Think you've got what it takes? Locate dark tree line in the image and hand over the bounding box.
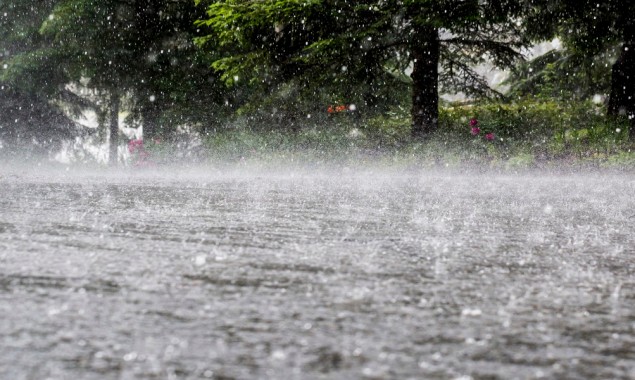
[195,0,526,137]
[2,0,229,163]
[1,0,634,163]
[522,0,635,137]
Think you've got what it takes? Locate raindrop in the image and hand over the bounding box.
[149,95,156,102]
[271,350,286,360]
[194,255,206,266]
[461,308,482,317]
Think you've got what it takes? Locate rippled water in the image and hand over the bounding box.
[1,167,635,379]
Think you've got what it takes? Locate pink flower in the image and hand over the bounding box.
[128,139,144,153]
[485,133,495,141]
[471,127,481,135]
[470,118,478,127]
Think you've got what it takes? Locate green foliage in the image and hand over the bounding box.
[441,99,630,158]
[201,99,633,169]
[603,151,635,169]
[195,0,527,134]
[524,0,632,55]
[0,0,69,93]
[3,0,635,164]
[505,48,617,100]
[205,124,369,165]
[33,0,229,138]
[362,110,412,147]
[0,0,82,156]
[522,0,635,139]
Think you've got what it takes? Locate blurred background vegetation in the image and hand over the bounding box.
[1,0,634,168]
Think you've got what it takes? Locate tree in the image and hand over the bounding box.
[41,0,158,165]
[0,0,81,157]
[523,0,635,139]
[195,0,526,138]
[505,47,616,101]
[39,0,227,165]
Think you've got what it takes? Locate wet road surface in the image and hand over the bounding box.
[1,168,635,379]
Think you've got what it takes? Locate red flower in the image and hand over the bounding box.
[470,118,478,127]
[471,127,481,136]
[328,104,351,114]
[485,133,495,141]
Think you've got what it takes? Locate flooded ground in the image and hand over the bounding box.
[1,166,635,379]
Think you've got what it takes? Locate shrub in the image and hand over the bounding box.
[200,99,633,169]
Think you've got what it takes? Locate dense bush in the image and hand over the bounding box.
[440,99,631,161]
[199,99,634,169]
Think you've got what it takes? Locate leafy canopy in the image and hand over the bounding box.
[194,0,527,119]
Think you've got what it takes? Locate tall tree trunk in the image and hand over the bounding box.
[608,27,635,140]
[410,25,440,138]
[108,91,119,166]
